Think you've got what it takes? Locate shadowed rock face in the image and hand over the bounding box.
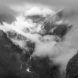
[52,24,72,38]
[0,30,62,78]
[28,57,61,78]
[0,30,33,78]
[0,30,25,77]
[26,15,45,23]
[66,52,78,78]
[41,20,72,41]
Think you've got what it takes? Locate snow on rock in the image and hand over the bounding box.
[0,4,77,77]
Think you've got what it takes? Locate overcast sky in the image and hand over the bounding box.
[0,0,78,8]
[0,0,78,24]
[0,0,78,16]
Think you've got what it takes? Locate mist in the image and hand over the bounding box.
[0,1,78,78]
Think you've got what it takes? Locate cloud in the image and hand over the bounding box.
[0,2,78,77]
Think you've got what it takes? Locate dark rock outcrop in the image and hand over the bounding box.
[66,52,78,78]
[0,30,62,78]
